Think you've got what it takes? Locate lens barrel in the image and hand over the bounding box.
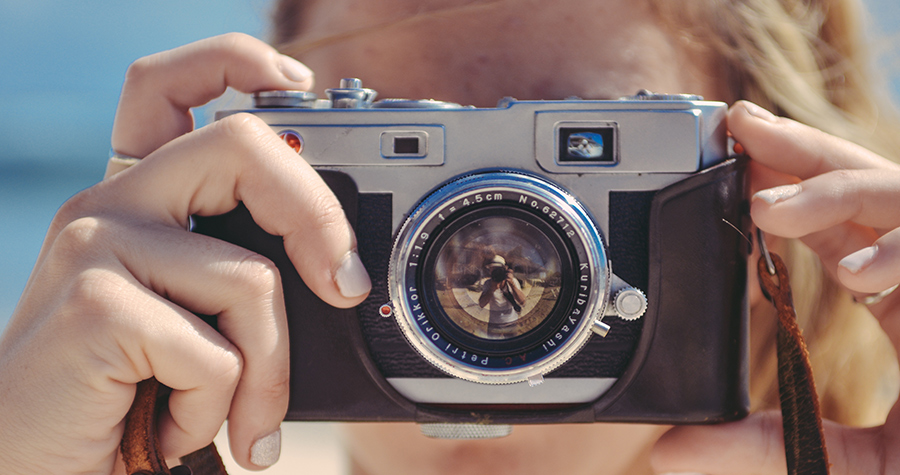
[390,172,610,384]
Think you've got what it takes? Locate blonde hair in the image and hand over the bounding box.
[270,0,900,427]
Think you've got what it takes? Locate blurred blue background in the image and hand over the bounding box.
[1,0,899,330]
[0,1,269,328]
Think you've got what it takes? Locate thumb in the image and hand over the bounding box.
[650,411,885,475]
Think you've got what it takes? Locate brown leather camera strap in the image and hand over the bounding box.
[106,159,228,475]
[122,378,228,475]
[757,251,831,475]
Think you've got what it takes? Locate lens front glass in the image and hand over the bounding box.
[431,215,563,341]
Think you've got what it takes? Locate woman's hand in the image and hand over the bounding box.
[0,33,370,474]
[651,101,900,474]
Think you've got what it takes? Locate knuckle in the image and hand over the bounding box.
[828,168,857,183]
[122,54,160,88]
[201,33,279,80]
[254,367,291,403]
[51,187,99,229]
[212,113,273,155]
[49,215,107,262]
[228,252,283,301]
[61,268,132,331]
[215,32,279,68]
[217,32,261,51]
[210,113,294,174]
[309,184,347,230]
[314,199,346,231]
[827,169,863,209]
[211,346,244,387]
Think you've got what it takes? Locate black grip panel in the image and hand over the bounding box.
[192,171,416,421]
[593,156,750,423]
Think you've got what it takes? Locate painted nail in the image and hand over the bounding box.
[250,427,282,467]
[278,55,313,83]
[840,245,878,274]
[753,184,801,204]
[334,251,372,298]
[742,101,778,122]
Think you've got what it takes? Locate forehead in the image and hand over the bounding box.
[289,0,721,105]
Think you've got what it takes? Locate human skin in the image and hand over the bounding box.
[1,0,900,474]
[0,35,370,473]
[293,0,727,106]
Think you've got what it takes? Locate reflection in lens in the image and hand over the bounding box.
[432,216,562,340]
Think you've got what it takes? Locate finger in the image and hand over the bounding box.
[31,227,245,460]
[112,33,314,158]
[93,113,371,307]
[727,101,898,179]
[37,212,289,466]
[108,220,291,468]
[837,227,900,295]
[650,411,887,475]
[54,101,369,468]
[796,221,879,283]
[752,169,900,236]
[747,160,800,197]
[102,115,370,463]
[138,294,244,461]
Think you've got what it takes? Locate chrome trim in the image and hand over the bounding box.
[388,377,618,403]
[419,423,513,439]
[252,90,318,108]
[389,172,610,384]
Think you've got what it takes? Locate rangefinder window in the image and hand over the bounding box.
[558,125,617,164]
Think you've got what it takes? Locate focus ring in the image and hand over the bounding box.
[389,171,610,384]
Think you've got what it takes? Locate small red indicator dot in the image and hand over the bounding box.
[279,131,303,154]
[379,304,393,318]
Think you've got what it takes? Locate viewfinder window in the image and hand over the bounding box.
[381,130,429,158]
[394,136,420,154]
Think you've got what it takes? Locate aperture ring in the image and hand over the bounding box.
[389,172,610,384]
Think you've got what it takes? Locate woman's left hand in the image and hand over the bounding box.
[651,101,900,474]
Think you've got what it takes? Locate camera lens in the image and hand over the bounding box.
[425,213,567,344]
[390,172,608,384]
[490,266,508,283]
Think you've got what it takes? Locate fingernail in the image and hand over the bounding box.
[742,101,778,122]
[334,251,372,298]
[278,55,313,83]
[840,245,878,274]
[250,427,281,467]
[753,184,801,204]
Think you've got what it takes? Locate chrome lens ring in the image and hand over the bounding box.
[389,172,610,384]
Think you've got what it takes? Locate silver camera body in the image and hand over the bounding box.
[204,79,749,425]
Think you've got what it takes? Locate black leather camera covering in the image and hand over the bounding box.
[192,157,749,425]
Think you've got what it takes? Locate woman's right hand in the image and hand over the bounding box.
[0,33,371,474]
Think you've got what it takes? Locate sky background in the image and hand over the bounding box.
[0,0,899,327]
[0,0,270,168]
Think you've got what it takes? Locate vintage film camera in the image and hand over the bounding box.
[194,79,750,431]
